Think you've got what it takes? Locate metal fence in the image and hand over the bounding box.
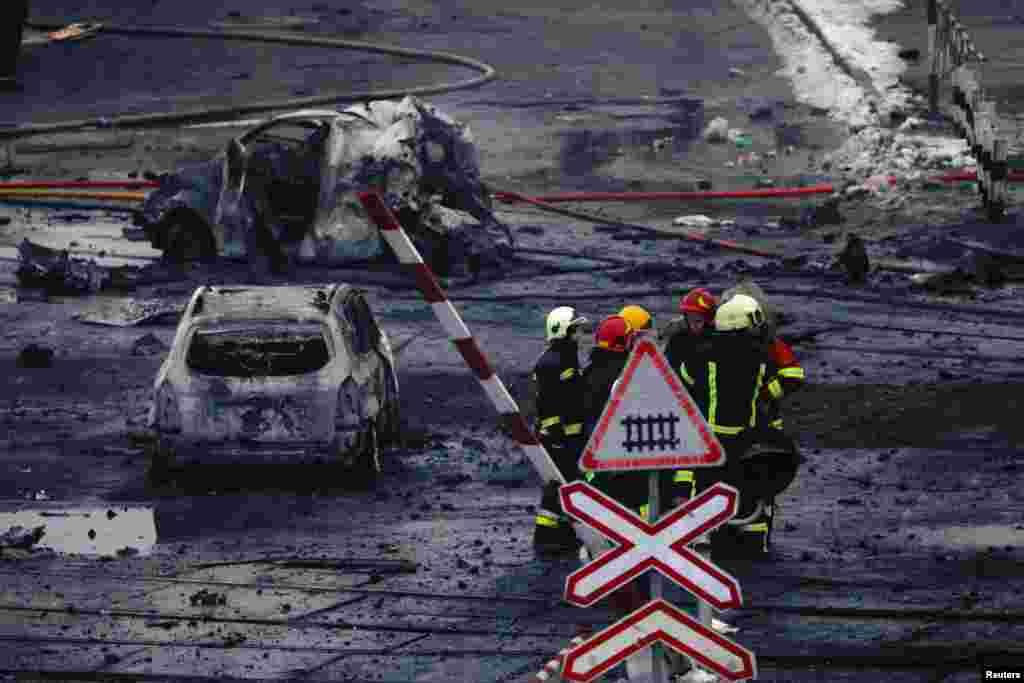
[928,0,1009,221]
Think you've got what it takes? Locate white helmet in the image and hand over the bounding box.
[546,306,587,342]
[714,294,765,332]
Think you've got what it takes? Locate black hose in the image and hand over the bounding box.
[512,246,633,265]
[809,317,1024,343]
[3,22,497,140]
[810,343,1022,364]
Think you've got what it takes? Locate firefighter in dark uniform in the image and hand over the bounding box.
[678,294,800,557]
[663,287,719,510]
[532,306,589,555]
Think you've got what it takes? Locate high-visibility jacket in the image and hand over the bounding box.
[759,337,805,430]
[532,339,586,445]
[663,325,715,502]
[679,333,777,438]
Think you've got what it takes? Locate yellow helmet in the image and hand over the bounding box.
[618,305,652,332]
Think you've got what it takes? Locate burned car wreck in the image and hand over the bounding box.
[146,284,400,482]
[140,96,513,275]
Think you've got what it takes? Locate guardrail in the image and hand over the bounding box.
[927,0,1010,221]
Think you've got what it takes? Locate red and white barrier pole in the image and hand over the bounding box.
[357,190,607,557]
[527,633,590,683]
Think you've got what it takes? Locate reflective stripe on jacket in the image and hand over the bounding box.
[533,339,585,442]
[680,333,777,436]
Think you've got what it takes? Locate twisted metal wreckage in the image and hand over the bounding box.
[16,96,515,293]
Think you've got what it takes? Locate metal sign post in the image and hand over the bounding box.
[647,470,665,683]
[562,339,756,682]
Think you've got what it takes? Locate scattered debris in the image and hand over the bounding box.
[74,298,184,327]
[728,67,745,78]
[750,104,774,121]
[702,117,730,143]
[131,333,169,357]
[121,227,148,241]
[672,215,735,228]
[910,269,975,294]
[0,525,45,550]
[16,239,181,294]
[17,343,54,368]
[802,196,844,227]
[838,234,870,284]
[188,589,227,607]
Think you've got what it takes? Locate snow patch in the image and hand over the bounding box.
[736,0,977,183]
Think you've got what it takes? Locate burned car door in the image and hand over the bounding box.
[241,119,329,240]
[213,118,331,261]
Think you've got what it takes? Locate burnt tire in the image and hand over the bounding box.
[146,437,177,486]
[347,421,381,485]
[377,360,402,447]
[161,211,216,263]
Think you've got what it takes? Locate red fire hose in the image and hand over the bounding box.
[934,171,1024,183]
[0,180,160,190]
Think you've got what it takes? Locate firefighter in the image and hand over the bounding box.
[618,304,653,337]
[719,281,806,433]
[662,288,719,508]
[758,332,805,432]
[532,306,589,556]
[583,314,697,679]
[679,294,800,557]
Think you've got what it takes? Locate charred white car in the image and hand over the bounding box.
[146,284,400,481]
[140,96,511,274]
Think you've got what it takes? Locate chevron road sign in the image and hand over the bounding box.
[559,481,757,681]
[560,599,757,682]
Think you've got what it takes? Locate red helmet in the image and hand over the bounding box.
[679,288,719,320]
[595,315,636,353]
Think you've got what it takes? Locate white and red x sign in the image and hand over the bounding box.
[561,599,757,682]
[559,481,743,609]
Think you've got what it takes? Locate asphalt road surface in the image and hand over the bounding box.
[2,1,1024,682]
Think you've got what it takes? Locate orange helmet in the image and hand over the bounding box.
[618,305,652,332]
[679,288,719,320]
[595,315,636,353]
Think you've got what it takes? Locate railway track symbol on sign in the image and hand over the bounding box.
[579,339,723,472]
[559,481,744,609]
[560,599,757,682]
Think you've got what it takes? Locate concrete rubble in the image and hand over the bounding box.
[15,238,181,294]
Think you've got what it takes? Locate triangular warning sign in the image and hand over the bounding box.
[580,339,724,472]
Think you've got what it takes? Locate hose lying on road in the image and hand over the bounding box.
[0,189,147,202]
[358,191,608,559]
[4,22,497,140]
[0,180,159,190]
[0,198,139,212]
[493,188,782,258]
[937,171,1024,183]
[493,185,836,204]
[394,284,1024,323]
